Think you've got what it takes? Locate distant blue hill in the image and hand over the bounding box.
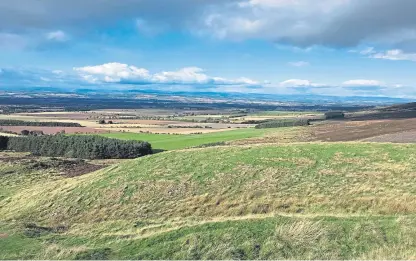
[0,86,412,105]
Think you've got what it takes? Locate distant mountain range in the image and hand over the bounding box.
[0,86,412,106]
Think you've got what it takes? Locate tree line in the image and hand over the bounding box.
[0,135,152,159]
[0,119,83,127]
[255,119,310,129]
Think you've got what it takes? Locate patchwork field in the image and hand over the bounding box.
[1,143,416,259]
[0,110,260,135]
[2,103,416,260]
[99,127,302,150]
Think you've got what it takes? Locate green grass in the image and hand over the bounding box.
[99,128,286,150]
[1,143,416,259]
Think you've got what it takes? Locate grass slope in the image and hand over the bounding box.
[99,128,296,150]
[1,143,416,259]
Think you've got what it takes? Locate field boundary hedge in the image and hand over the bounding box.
[255,119,310,129]
[0,119,83,127]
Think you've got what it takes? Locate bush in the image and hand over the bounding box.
[6,135,152,159]
[0,136,8,150]
[193,142,226,148]
[324,111,345,119]
[0,119,82,127]
[255,119,310,129]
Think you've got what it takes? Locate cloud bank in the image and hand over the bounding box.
[73,63,260,86]
[2,0,416,50]
[1,65,415,99]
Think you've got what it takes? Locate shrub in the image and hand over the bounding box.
[6,135,152,159]
[255,119,310,129]
[193,142,226,148]
[324,111,345,119]
[21,130,30,136]
[0,136,8,150]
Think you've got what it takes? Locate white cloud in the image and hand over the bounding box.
[46,30,68,42]
[288,61,309,67]
[74,63,151,83]
[279,79,325,87]
[280,79,311,87]
[74,63,259,86]
[342,79,384,86]
[371,49,416,62]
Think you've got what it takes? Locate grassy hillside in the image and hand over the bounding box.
[99,127,299,150]
[1,143,416,259]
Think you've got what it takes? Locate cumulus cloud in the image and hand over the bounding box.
[273,78,416,98]
[2,66,415,98]
[279,79,325,88]
[73,63,260,86]
[371,49,416,62]
[343,79,384,87]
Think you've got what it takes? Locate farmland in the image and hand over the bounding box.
[99,127,303,150]
[1,98,416,259]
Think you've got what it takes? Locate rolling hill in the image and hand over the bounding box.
[1,143,416,259]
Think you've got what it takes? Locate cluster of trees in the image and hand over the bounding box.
[0,119,83,127]
[21,130,44,136]
[98,119,114,125]
[241,119,270,124]
[255,119,310,129]
[167,125,212,129]
[324,112,345,119]
[0,136,8,150]
[1,135,152,159]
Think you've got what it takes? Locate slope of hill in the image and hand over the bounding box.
[1,143,416,259]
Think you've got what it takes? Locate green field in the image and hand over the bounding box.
[99,128,292,150]
[1,143,416,259]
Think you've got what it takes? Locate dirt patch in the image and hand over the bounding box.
[363,131,416,143]
[310,118,416,142]
[58,161,104,178]
[0,155,106,178]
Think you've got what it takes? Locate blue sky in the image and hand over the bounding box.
[1,0,416,98]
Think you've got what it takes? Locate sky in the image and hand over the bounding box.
[1,0,416,98]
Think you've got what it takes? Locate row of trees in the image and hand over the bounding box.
[255,119,310,129]
[0,119,83,127]
[324,112,345,119]
[1,135,152,159]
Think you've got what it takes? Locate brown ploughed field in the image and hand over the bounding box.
[310,118,416,142]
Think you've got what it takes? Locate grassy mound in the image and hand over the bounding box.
[1,143,416,259]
